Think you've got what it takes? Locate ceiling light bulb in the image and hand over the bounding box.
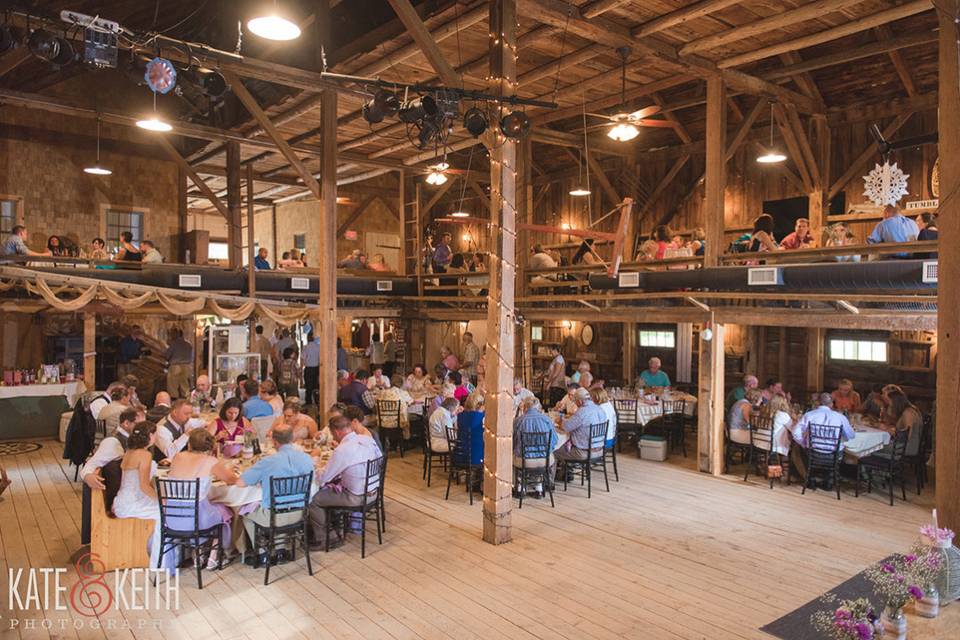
[426,170,448,186]
[608,122,639,142]
[84,165,112,176]
[247,15,301,41]
[569,187,591,197]
[757,150,787,164]
[450,211,470,218]
[433,161,450,171]
[136,117,172,132]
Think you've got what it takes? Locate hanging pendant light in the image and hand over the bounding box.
[84,116,112,176]
[757,102,786,164]
[570,106,591,197]
[425,160,449,186]
[248,1,301,41]
[608,48,640,142]
[136,91,172,132]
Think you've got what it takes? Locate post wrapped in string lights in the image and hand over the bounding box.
[481,0,519,545]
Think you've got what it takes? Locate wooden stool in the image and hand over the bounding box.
[90,489,154,571]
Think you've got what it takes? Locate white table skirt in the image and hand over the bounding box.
[0,380,87,406]
[844,427,891,459]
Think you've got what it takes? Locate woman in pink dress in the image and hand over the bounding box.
[205,398,251,458]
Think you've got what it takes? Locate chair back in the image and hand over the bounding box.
[268,473,312,527]
[919,413,934,461]
[156,477,201,534]
[588,422,608,460]
[888,427,910,463]
[662,399,687,426]
[637,402,661,425]
[807,423,841,464]
[361,456,386,506]
[377,399,402,429]
[444,424,460,457]
[520,431,551,468]
[94,419,107,446]
[613,398,638,425]
[749,414,775,453]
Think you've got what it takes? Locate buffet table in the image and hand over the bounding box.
[0,380,87,439]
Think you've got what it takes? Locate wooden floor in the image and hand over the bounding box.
[0,440,954,640]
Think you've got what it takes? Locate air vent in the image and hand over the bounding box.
[290,277,310,291]
[178,274,202,288]
[618,272,640,288]
[747,267,783,286]
[376,280,394,292]
[922,261,938,284]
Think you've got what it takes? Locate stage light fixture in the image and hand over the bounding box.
[28,29,75,66]
[426,162,448,186]
[499,110,530,139]
[398,95,439,124]
[0,26,19,54]
[463,107,488,137]
[248,1,301,41]
[197,69,228,99]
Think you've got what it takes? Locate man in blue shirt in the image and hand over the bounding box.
[556,388,607,462]
[117,325,145,378]
[238,423,315,561]
[241,379,274,419]
[432,233,452,272]
[254,248,271,270]
[640,357,671,388]
[513,397,558,486]
[867,205,919,258]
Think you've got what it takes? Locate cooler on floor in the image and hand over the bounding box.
[638,435,668,461]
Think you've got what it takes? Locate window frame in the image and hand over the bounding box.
[100,204,148,255]
[0,195,24,236]
[638,329,676,349]
[827,336,889,364]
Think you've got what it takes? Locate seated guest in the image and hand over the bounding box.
[823,223,861,262]
[375,385,413,440]
[512,377,535,412]
[512,396,558,481]
[88,237,108,261]
[571,360,593,389]
[749,214,781,252]
[368,253,390,271]
[2,225,50,257]
[429,397,460,453]
[337,250,366,269]
[268,398,318,443]
[166,428,236,568]
[557,388,607,463]
[652,225,677,260]
[640,357,671,389]
[861,384,886,418]
[119,374,144,409]
[81,407,141,490]
[254,248,271,270]
[260,379,284,415]
[761,378,786,403]
[403,364,435,396]
[455,393,485,466]
[156,400,194,460]
[307,416,382,548]
[726,374,759,413]
[146,391,172,424]
[447,371,470,403]
[727,389,763,448]
[206,398,251,454]
[338,370,376,416]
[590,387,617,449]
[140,240,163,264]
[115,231,142,261]
[554,383,581,416]
[790,393,855,479]
[636,239,659,262]
[831,379,862,414]
[867,205,919,257]
[47,235,67,256]
[112,421,168,569]
[342,405,377,441]
[97,386,132,434]
[336,369,351,391]
[571,239,601,266]
[885,389,923,456]
[237,423,315,562]
[240,379,273,419]
[367,367,392,390]
[880,383,905,424]
[916,212,938,258]
[688,227,706,256]
[780,218,816,250]
[190,374,213,407]
[89,382,124,420]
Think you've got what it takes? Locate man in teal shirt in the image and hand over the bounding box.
[725,374,759,412]
[640,357,671,388]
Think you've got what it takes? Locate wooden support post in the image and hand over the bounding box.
[808,116,830,232]
[806,328,824,396]
[246,164,256,297]
[318,87,339,410]
[703,77,726,268]
[398,170,407,275]
[623,322,636,384]
[697,320,724,475]
[777,326,788,384]
[482,0,517,545]
[756,326,767,381]
[83,313,96,391]
[415,182,424,298]
[226,142,243,269]
[744,326,758,378]
[519,136,533,296]
[936,1,960,533]
[177,167,188,262]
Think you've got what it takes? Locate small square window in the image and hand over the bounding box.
[294,234,306,250]
[828,338,887,363]
[531,326,543,341]
[639,330,675,348]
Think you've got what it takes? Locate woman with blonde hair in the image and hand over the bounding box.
[762,393,794,456]
[368,253,390,272]
[590,387,617,449]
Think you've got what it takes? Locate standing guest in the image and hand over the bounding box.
[461,331,481,385]
[725,374,759,412]
[367,367,392,390]
[749,214,781,252]
[117,325,145,378]
[366,334,386,374]
[166,428,236,568]
[267,398,319,443]
[867,205,919,257]
[273,329,297,373]
[146,391,172,424]
[640,357,671,389]
[278,347,301,400]
[336,337,348,372]
[727,389,763,449]
[251,325,273,381]
[382,332,398,380]
[254,248,271,270]
[88,237,108,261]
[831,379,862,414]
[307,416,382,548]
[164,328,194,399]
[545,345,567,406]
[556,388,607,464]
[240,379,273,419]
[140,240,163,263]
[207,397,251,449]
[513,396,558,483]
[97,387,132,435]
[157,400,194,460]
[779,218,816,250]
[455,393,486,467]
[115,231,142,261]
[571,360,593,389]
[439,345,460,376]
[790,393,855,480]
[47,235,67,256]
[260,380,284,415]
[112,421,167,569]
[432,232,453,272]
[429,397,460,453]
[512,377,535,412]
[338,370,376,416]
[301,332,320,404]
[3,225,50,257]
[236,423,315,563]
[591,387,618,449]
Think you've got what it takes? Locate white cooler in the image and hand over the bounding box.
[638,435,668,461]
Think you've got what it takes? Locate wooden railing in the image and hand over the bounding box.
[718,240,938,264]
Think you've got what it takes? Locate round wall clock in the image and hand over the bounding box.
[580,323,595,347]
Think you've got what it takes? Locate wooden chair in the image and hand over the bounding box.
[421,420,448,487]
[90,489,154,571]
[252,473,313,585]
[513,431,555,508]
[801,423,843,500]
[904,413,933,494]
[660,399,688,457]
[856,428,909,506]
[724,418,751,474]
[155,477,224,589]
[559,422,610,499]
[376,399,405,457]
[323,456,386,558]
[612,398,641,452]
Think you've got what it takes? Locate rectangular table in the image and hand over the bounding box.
[0,380,87,439]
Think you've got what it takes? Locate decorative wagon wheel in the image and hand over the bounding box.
[931,156,940,199]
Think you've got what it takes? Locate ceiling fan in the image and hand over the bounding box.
[584,47,669,141]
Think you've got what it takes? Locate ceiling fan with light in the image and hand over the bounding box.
[584,47,668,142]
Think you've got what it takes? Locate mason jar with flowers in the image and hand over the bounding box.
[864,554,927,640]
[810,597,883,640]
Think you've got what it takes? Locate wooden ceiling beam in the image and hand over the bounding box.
[0,48,31,78]
[632,0,742,38]
[828,112,914,199]
[585,151,623,208]
[725,98,766,162]
[385,0,461,87]
[874,24,917,97]
[719,0,933,69]
[772,104,814,192]
[644,154,691,227]
[158,138,230,220]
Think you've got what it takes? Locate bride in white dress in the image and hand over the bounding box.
[112,421,166,569]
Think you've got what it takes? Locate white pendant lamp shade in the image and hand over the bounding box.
[248,2,301,41]
[136,117,173,132]
[608,122,639,142]
[756,102,786,164]
[84,117,112,175]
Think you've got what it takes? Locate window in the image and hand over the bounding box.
[531,326,543,341]
[0,199,18,236]
[105,209,144,253]
[294,234,306,250]
[208,242,229,261]
[639,330,675,348]
[829,338,887,363]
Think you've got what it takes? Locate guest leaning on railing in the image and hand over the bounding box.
[867,205,919,258]
[2,225,51,257]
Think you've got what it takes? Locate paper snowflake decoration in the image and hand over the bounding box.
[862,161,909,206]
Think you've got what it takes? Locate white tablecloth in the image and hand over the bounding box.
[844,426,891,459]
[0,380,87,406]
[610,392,697,425]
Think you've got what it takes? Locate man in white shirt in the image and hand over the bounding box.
[96,386,131,435]
[79,407,140,545]
[790,392,855,481]
[156,400,194,460]
[307,416,382,548]
[366,367,392,390]
[89,382,125,420]
[512,378,535,412]
[428,398,459,453]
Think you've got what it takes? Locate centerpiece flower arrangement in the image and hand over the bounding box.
[864,553,929,639]
[810,596,882,640]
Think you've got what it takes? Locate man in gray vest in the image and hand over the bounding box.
[156,399,193,460]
